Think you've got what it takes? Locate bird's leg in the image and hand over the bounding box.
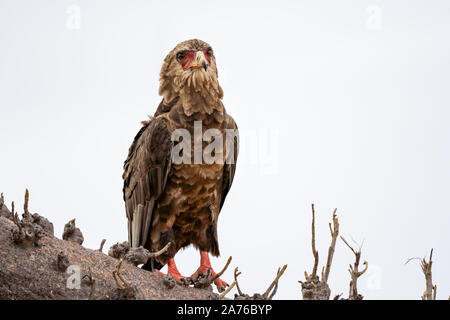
[191,251,229,292]
[167,258,189,284]
[156,258,188,285]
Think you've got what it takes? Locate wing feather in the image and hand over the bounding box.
[220,115,239,210]
[122,117,172,248]
[207,115,239,256]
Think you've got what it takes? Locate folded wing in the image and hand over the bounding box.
[122,118,173,248]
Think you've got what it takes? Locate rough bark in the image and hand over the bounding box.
[0,216,220,300]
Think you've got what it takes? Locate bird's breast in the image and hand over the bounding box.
[155,163,223,225]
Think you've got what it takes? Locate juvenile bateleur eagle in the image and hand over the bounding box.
[122,39,238,292]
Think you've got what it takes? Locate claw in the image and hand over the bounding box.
[185,277,194,285]
[190,252,232,293]
[213,277,229,293]
[169,272,188,285]
[155,258,189,286]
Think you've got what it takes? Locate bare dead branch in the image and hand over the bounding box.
[341,236,367,299]
[113,259,129,290]
[407,248,436,300]
[82,268,95,300]
[310,204,319,278]
[210,256,232,282]
[421,249,434,300]
[405,257,422,265]
[97,239,106,252]
[11,201,18,226]
[234,267,243,296]
[147,242,171,258]
[262,264,287,300]
[322,208,339,283]
[340,236,357,255]
[269,267,281,300]
[301,206,338,300]
[24,189,30,218]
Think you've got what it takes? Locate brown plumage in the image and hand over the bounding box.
[122,39,238,272]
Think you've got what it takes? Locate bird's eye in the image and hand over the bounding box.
[206,48,213,56]
[176,52,185,61]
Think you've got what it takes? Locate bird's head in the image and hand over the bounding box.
[159,39,223,106]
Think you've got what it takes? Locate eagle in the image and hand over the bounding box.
[122,39,238,292]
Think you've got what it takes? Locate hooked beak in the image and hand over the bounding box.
[190,51,208,71]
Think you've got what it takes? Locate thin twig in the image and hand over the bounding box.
[113,259,128,289]
[234,267,243,296]
[210,256,232,282]
[97,239,106,252]
[310,204,319,278]
[269,267,281,300]
[262,264,287,300]
[147,242,172,258]
[24,188,30,217]
[11,201,16,220]
[340,236,357,255]
[82,268,95,300]
[322,208,339,283]
[405,257,422,265]
[11,201,20,228]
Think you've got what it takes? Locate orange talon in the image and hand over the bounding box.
[191,251,229,292]
[155,258,188,285]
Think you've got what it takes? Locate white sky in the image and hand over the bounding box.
[1,0,449,299]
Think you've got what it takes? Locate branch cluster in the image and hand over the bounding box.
[233,264,287,300]
[406,249,437,300]
[340,236,368,300]
[299,204,339,300]
[9,190,54,248]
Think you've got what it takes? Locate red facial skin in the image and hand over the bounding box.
[179,50,211,70]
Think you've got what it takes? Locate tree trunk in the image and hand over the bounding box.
[0,216,219,300]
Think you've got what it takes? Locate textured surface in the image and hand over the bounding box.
[0,216,220,300]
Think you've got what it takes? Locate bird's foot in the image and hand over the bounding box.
[167,270,189,286]
[156,269,190,286]
[190,265,229,293]
[155,258,189,286]
[213,276,229,293]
